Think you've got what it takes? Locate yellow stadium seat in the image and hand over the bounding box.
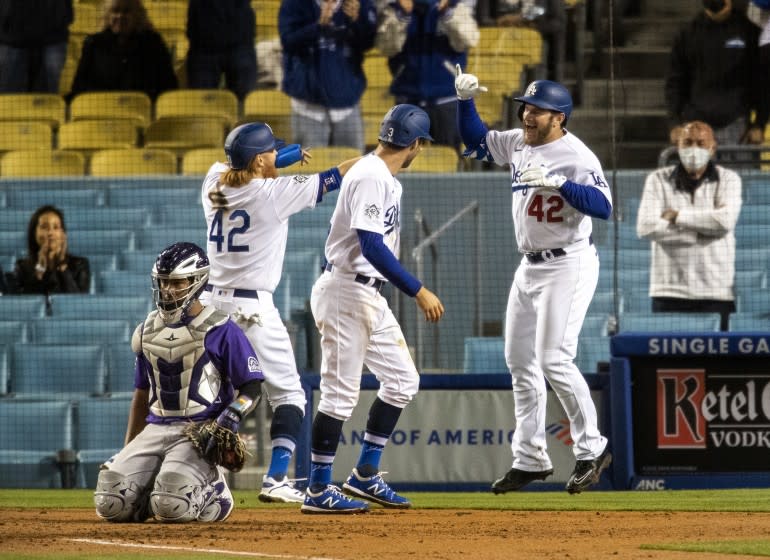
[58,120,138,151]
[474,92,508,125]
[70,2,102,35]
[155,89,239,128]
[0,122,53,152]
[297,146,362,174]
[474,27,543,63]
[181,148,226,175]
[402,145,460,173]
[469,55,525,95]
[360,87,394,117]
[1,150,86,177]
[89,148,177,176]
[159,28,189,65]
[363,114,384,148]
[363,55,392,88]
[252,0,281,40]
[145,0,188,32]
[242,89,292,138]
[144,117,226,151]
[0,94,66,127]
[70,92,152,128]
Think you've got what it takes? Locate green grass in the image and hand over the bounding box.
[642,540,770,557]
[2,488,770,512]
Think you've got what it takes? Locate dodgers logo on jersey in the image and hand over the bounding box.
[510,162,528,194]
[364,204,381,219]
[590,171,606,188]
[384,205,399,235]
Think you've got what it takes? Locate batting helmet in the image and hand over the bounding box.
[378,104,434,147]
[514,80,573,124]
[152,242,210,324]
[224,122,285,170]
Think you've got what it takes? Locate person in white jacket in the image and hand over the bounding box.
[636,120,742,331]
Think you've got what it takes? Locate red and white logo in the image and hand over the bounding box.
[656,369,706,449]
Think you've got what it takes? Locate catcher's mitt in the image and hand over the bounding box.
[183,420,248,472]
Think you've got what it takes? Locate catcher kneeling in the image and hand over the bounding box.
[94,242,264,523]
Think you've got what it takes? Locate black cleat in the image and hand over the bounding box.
[565,448,612,494]
[491,468,554,494]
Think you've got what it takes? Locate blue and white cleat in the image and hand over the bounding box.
[300,484,369,514]
[342,469,412,509]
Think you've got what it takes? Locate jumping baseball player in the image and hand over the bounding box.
[199,122,361,503]
[454,67,613,494]
[94,242,264,522]
[302,104,444,514]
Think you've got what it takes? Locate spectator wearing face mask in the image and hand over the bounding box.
[636,121,742,331]
[665,0,767,151]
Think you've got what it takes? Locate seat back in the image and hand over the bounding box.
[155,89,239,127]
[0,321,29,344]
[69,92,152,127]
[403,145,460,173]
[137,227,207,253]
[144,116,226,151]
[50,294,151,324]
[76,396,132,451]
[10,343,107,396]
[90,148,177,176]
[462,337,507,373]
[242,90,292,138]
[297,147,362,173]
[618,312,722,333]
[106,343,139,394]
[97,270,150,295]
[67,229,135,254]
[0,121,53,151]
[0,295,48,319]
[58,119,138,151]
[1,150,85,177]
[0,93,66,127]
[283,250,322,313]
[65,207,150,231]
[4,187,105,210]
[181,148,225,175]
[30,318,132,344]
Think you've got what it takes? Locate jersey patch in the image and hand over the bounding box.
[293,175,310,183]
[248,356,260,372]
[364,204,381,219]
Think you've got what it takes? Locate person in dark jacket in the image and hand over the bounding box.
[0,0,73,92]
[186,0,257,100]
[279,0,377,152]
[665,0,767,150]
[69,0,177,101]
[14,205,90,295]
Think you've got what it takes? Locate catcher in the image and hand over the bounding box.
[94,242,264,523]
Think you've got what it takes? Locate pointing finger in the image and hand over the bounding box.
[455,63,462,78]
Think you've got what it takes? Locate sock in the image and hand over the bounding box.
[266,405,303,480]
[266,446,293,481]
[309,411,344,492]
[355,398,403,477]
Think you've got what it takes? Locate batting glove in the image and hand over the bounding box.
[454,64,488,100]
[519,165,568,189]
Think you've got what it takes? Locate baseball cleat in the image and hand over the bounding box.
[565,447,612,494]
[491,467,554,494]
[259,475,305,503]
[342,468,412,508]
[301,484,370,514]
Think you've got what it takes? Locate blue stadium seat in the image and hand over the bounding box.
[735,248,770,271]
[286,226,329,253]
[67,229,136,255]
[735,224,770,246]
[0,320,29,344]
[10,343,107,396]
[737,204,770,226]
[107,186,197,208]
[735,290,770,316]
[587,291,622,316]
[0,400,76,488]
[617,222,650,250]
[615,248,651,270]
[0,345,8,395]
[582,314,610,337]
[282,250,322,313]
[0,252,16,271]
[98,270,150,295]
[5,188,105,210]
[0,231,25,255]
[0,295,47,319]
[742,177,770,204]
[734,270,767,292]
[30,318,131,344]
[119,250,158,273]
[622,290,652,313]
[288,203,335,229]
[50,294,151,324]
[106,342,138,395]
[618,312,722,333]
[728,313,770,332]
[0,209,32,231]
[66,207,151,231]
[463,337,507,374]
[88,253,118,273]
[575,335,611,373]
[137,227,206,253]
[598,268,649,292]
[75,396,131,488]
[152,205,205,228]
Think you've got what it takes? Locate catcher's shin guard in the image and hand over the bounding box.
[199,468,234,522]
[150,471,201,523]
[94,470,152,522]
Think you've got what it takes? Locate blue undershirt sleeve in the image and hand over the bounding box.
[357,229,422,297]
[558,180,612,220]
[456,99,492,161]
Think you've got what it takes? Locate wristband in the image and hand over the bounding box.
[35,263,46,274]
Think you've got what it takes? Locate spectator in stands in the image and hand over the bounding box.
[665,0,767,152]
[636,121,742,331]
[14,205,90,295]
[68,0,177,101]
[279,0,376,152]
[186,0,257,100]
[494,0,566,82]
[0,0,73,93]
[376,0,479,151]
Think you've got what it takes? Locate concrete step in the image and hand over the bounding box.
[623,17,683,48]
[641,0,700,18]
[568,109,668,143]
[584,47,670,79]
[579,79,665,111]
[586,140,665,169]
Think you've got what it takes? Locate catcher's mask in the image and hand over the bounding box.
[151,242,210,324]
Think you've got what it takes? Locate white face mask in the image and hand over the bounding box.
[678,146,712,172]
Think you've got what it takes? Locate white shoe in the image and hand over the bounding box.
[258,475,305,503]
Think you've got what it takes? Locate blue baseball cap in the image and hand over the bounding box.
[224,122,286,170]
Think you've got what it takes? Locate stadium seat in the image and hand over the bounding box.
[618,312,722,333]
[402,145,460,173]
[50,294,151,324]
[252,0,281,40]
[70,2,101,35]
[468,56,525,98]
[181,148,225,175]
[462,337,507,374]
[30,318,132,344]
[735,270,767,292]
[0,121,53,152]
[0,209,29,231]
[363,55,392,88]
[298,146,362,173]
[587,291,622,316]
[582,314,611,337]
[69,91,152,128]
[0,231,25,256]
[144,116,227,152]
[475,27,543,61]
[283,250,322,312]
[242,90,292,138]
[575,335,611,373]
[119,249,164,273]
[0,321,29,345]
[617,222,651,250]
[76,396,132,488]
[736,290,770,315]
[0,345,8,396]
[153,205,206,228]
[4,187,105,210]
[67,229,136,255]
[0,150,86,177]
[97,270,150,296]
[0,400,76,488]
[286,225,329,254]
[137,227,207,253]
[89,148,178,176]
[106,343,139,395]
[155,89,239,128]
[10,343,107,396]
[0,93,66,127]
[58,119,139,151]
[145,0,187,32]
[65,207,150,231]
[735,224,770,246]
[360,86,394,118]
[728,313,770,331]
[87,254,118,277]
[742,177,770,204]
[0,296,48,319]
[737,204,770,226]
[106,186,197,208]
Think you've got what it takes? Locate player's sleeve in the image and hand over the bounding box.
[558,157,613,220]
[348,176,387,235]
[457,99,517,166]
[270,174,323,221]
[204,319,265,387]
[357,230,422,296]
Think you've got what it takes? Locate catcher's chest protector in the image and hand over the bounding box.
[141,306,229,418]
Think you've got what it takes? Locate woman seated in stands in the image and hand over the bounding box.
[68,0,177,101]
[13,205,90,295]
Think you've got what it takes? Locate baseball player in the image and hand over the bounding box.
[199,122,361,503]
[94,242,264,522]
[454,67,613,494]
[302,104,444,514]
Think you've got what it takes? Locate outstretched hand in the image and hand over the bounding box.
[454,64,488,100]
[415,286,444,323]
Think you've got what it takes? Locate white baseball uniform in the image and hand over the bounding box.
[311,153,419,420]
[485,128,612,469]
[199,161,317,412]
